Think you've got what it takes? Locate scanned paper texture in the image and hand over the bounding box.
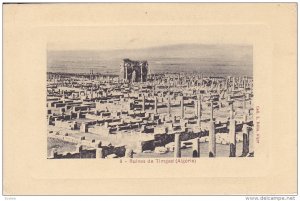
[3,3,297,195]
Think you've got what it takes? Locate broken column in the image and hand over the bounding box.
[180,96,184,118]
[77,110,81,119]
[229,101,234,119]
[210,100,214,121]
[229,119,236,157]
[125,148,134,158]
[140,64,143,82]
[242,124,249,156]
[96,148,103,158]
[168,92,171,116]
[194,98,199,117]
[48,115,52,125]
[248,128,254,156]
[192,138,200,157]
[174,133,181,158]
[229,102,236,157]
[246,93,250,100]
[197,95,202,127]
[136,141,143,153]
[209,119,216,157]
[125,66,128,81]
[142,95,145,112]
[243,93,246,111]
[154,96,158,114]
[243,76,247,90]
[209,101,216,157]
[76,144,83,158]
[80,123,88,133]
[49,148,58,159]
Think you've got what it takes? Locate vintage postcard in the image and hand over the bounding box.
[3,3,297,195]
[47,43,253,159]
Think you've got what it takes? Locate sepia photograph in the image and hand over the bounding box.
[47,44,254,159]
[3,3,297,196]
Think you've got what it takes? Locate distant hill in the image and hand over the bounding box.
[47,43,253,76]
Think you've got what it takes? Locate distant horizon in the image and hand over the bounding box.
[47,43,253,76]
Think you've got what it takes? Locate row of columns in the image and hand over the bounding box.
[141,95,186,119]
[173,100,252,158]
[173,128,252,158]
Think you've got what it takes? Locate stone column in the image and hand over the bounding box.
[140,64,143,82]
[76,144,83,158]
[96,148,103,158]
[125,148,134,158]
[198,95,202,127]
[91,86,93,99]
[243,77,247,90]
[246,93,250,100]
[174,133,181,158]
[48,115,52,125]
[208,120,216,157]
[142,95,145,112]
[180,96,184,118]
[229,119,236,157]
[154,96,158,114]
[80,123,88,133]
[242,124,249,156]
[194,99,199,117]
[168,92,171,116]
[210,100,214,121]
[229,101,234,119]
[49,148,57,159]
[249,128,254,156]
[136,141,143,154]
[228,101,236,157]
[192,138,200,157]
[104,122,109,128]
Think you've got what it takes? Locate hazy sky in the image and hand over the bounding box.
[48,43,252,76]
